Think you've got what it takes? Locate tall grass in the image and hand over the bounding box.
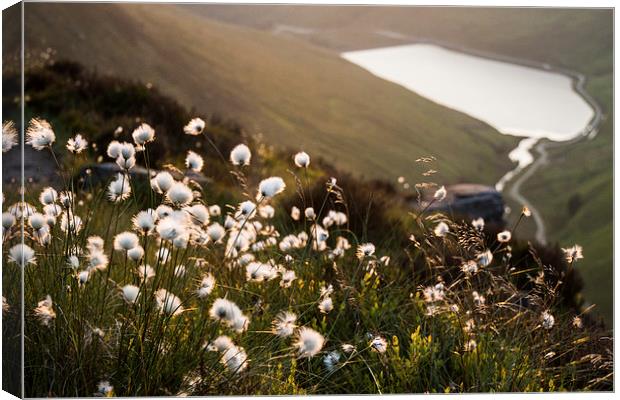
[1,112,612,396]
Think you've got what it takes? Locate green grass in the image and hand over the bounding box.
[6,126,613,396]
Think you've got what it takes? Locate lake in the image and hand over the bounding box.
[342,44,595,189]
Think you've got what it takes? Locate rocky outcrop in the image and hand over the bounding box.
[425,183,505,226]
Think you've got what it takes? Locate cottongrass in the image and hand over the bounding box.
[5,116,611,397]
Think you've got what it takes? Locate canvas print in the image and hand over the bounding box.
[1,2,614,397]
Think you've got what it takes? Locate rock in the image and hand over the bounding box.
[425,183,505,226]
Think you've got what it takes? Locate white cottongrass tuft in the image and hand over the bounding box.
[185,150,204,172]
[497,230,511,243]
[257,177,286,199]
[108,173,132,202]
[304,207,316,220]
[434,222,450,237]
[166,182,194,206]
[290,206,300,221]
[209,298,249,332]
[221,345,249,373]
[208,205,221,217]
[155,289,184,316]
[26,118,56,150]
[127,246,144,262]
[151,171,175,194]
[157,215,188,241]
[113,231,139,251]
[206,335,235,352]
[185,204,210,226]
[197,274,216,298]
[272,311,297,338]
[34,295,56,326]
[472,217,485,231]
[319,296,334,314]
[121,285,140,303]
[39,187,58,205]
[258,205,275,219]
[137,264,156,281]
[2,121,18,153]
[107,140,122,158]
[541,311,555,330]
[294,327,325,358]
[562,244,583,263]
[132,209,157,233]
[96,381,114,397]
[184,117,206,135]
[9,244,36,265]
[323,350,341,372]
[293,151,310,168]
[132,123,155,145]
[356,243,376,259]
[66,134,88,154]
[434,186,447,201]
[230,144,251,166]
[477,249,493,267]
[370,336,388,353]
[28,213,46,230]
[206,223,226,243]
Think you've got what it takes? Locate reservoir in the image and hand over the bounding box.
[342,43,595,190]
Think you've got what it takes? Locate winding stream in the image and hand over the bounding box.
[342,43,598,243]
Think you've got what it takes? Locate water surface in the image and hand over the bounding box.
[342,44,594,190]
[342,44,594,143]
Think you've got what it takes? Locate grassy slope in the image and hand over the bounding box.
[22,3,516,187]
[196,5,615,322]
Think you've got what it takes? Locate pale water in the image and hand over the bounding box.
[342,44,595,189]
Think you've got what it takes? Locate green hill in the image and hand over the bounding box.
[186,4,615,323]
[20,3,516,186]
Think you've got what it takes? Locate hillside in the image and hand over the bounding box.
[20,2,516,187]
[188,5,615,322]
[3,58,613,396]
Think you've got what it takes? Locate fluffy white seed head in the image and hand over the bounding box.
[2,121,18,153]
[257,177,286,199]
[230,144,251,166]
[121,285,140,303]
[26,118,55,150]
[293,151,310,168]
[132,210,157,233]
[434,222,450,237]
[108,173,131,202]
[66,134,88,154]
[131,123,155,145]
[185,150,204,172]
[295,327,325,358]
[9,244,36,265]
[151,171,175,194]
[114,231,139,251]
[39,187,58,206]
[155,289,184,316]
[272,311,297,338]
[166,182,193,206]
[183,117,205,135]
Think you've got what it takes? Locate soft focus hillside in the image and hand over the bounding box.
[19,3,517,186]
[180,4,616,323]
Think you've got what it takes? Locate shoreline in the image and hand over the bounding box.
[367,32,604,244]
